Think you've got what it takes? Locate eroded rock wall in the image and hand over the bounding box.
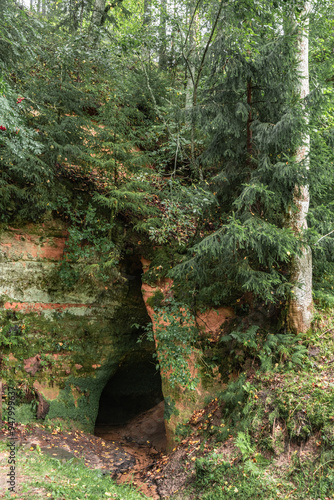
[140,257,234,450]
[0,221,153,432]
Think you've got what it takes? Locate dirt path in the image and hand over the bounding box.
[95,401,166,498]
[0,402,166,499]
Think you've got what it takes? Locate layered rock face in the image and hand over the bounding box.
[0,221,157,433]
[0,221,233,450]
[1,222,88,315]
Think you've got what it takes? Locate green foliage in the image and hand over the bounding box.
[219,325,308,372]
[0,319,27,350]
[171,316,334,500]
[195,453,231,487]
[172,214,301,307]
[286,450,334,500]
[0,312,33,366]
[235,431,255,461]
[146,290,164,309]
[219,374,248,426]
[146,180,215,245]
[191,450,334,500]
[56,202,118,288]
[141,247,178,285]
[195,468,279,500]
[164,396,179,422]
[268,376,334,442]
[15,403,36,425]
[167,4,330,311]
[141,299,200,390]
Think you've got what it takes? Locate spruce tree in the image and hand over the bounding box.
[171,2,312,320]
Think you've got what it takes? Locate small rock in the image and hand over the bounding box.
[24,354,41,375]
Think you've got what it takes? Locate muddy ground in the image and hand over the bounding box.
[0,402,168,499]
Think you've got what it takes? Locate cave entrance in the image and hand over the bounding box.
[95,350,163,426]
[94,350,166,451]
[94,254,166,451]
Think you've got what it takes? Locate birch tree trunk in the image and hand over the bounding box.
[287,1,313,333]
[159,0,168,70]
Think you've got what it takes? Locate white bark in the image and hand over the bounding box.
[185,1,197,109]
[288,1,313,333]
[159,0,168,70]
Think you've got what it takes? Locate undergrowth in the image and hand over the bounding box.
[169,313,334,499]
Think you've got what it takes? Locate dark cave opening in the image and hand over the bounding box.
[95,351,164,427]
[94,254,166,450]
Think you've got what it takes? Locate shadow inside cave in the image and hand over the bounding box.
[94,352,166,451]
[95,353,163,426]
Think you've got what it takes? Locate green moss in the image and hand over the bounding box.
[146,290,164,309]
[15,403,36,424]
[46,369,112,432]
[164,396,178,422]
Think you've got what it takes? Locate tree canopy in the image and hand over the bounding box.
[1,0,334,335]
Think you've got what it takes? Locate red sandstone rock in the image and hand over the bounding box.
[24,354,42,375]
[4,302,88,314]
[0,232,66,261]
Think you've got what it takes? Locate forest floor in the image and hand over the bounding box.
[2,316,334,499]
[0,403,166,499]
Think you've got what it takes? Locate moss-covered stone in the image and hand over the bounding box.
[0,223,159,433]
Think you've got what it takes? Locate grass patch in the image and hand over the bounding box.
[0,441,151,500]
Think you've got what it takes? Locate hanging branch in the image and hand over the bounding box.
[192,0,225,106]
[138,54,191,168]
[315,228,334,245]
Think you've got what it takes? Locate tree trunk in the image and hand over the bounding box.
[287,1,313,333]
[143,0,151,26]
[159,0,168,70]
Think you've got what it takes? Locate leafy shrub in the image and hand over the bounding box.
[219,325,309,372]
